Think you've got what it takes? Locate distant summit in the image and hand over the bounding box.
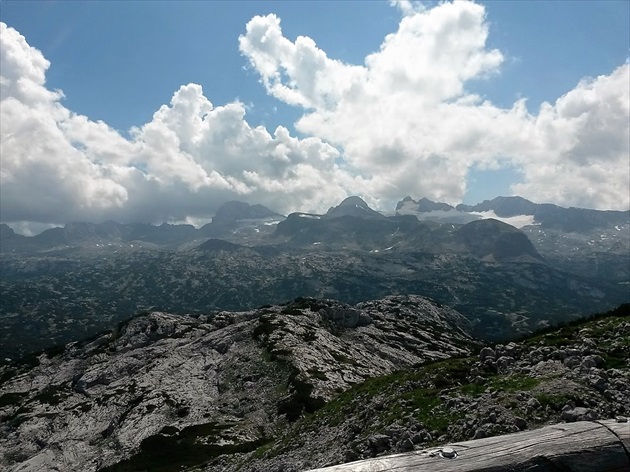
[396,197,478,224]
[199,201,284,237]
[212,201,282,224]
[325,196,384,219]
[416,197,454,213]
[456,196,537,217]
[457,196,629,232]
[393,195,630,231]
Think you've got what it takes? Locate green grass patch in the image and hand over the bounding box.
[520,304,629,347]
[535,393,581,411]
[460,383,486,396]
[602,352,628,369]
[491,375,540,392]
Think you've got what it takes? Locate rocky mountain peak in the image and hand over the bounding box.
[325,196,384,219]
[338,196,370,209]
[396,196,417,210]
[416,197,454,213]
[212,201,281,224]
[455,218,543,262]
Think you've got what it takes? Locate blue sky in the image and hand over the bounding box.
[1,0,628,231]
[4,1,627,133]
[1,1,402,133]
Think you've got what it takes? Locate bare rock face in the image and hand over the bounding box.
[221,305,628,472]
[0,295,476,472]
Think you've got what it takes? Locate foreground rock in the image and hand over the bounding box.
[229,305,629,471]
[0,295,476,471]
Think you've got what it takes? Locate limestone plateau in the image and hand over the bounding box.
[1,196,628,359]
[0,297,628,471]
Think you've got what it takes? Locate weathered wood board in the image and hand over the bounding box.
[307,420,630,472]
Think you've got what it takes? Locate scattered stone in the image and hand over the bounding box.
[563,357,581,369]
[561,407,598,422]
[514,417,527,430]
[400,438,414,452]
[527,397,541,410]
[368,434,391,454]
[479,347,496,362]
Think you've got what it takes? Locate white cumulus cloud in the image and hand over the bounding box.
[240,1,630,210]
[0,22,351,229]
[1,0,628,233]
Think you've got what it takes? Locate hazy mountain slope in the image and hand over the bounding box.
[2,240,626,359]
[199,201,284,239]
[1,196,628,359]
[394,195,630,282]
[0,201,282,253]
[454,218,543,263]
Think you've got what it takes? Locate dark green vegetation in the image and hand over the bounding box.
[2,196,628,359]
[2,240,627,359]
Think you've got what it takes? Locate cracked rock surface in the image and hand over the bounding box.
[221,306,629,472]
[0,295,476,472]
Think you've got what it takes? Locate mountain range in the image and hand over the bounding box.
[2,195,628,251]
[0,195,628,359]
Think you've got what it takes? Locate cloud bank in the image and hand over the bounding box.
[0,21,348,227]
[239,1,629,209]
[1,1,628,231]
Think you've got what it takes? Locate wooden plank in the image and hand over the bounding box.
[307,420,630,472]
[603,420,630,453]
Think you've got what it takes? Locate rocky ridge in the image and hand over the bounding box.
[457,196,630,232]
[0,295,476,472]
[324,197,385,220]
[222,304,629,471]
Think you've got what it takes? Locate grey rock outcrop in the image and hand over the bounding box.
[230,307,629,472]
[0,295,475,472]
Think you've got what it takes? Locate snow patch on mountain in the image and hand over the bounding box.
[395,199,479,224]
[470,211,537,229]
[395,199,537,228]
